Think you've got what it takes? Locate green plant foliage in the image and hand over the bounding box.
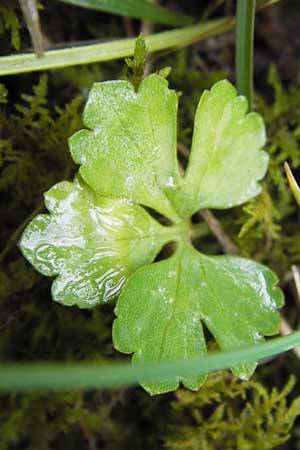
[181,80,268,214]
[0,75,84,360]
[163,373,300,450]
[114,247,282,394]
[1,49,300,449]
[69,74,182,222]
[0,83,8,103]
[258,65,300,216]
[0,4,20,50]
[285,161,300,206]
[125,35,147,91]
[238,186,280,241]
[0,18,230,76]
[232,65,300,272]
[20,74,284,394]
[20,176,174,307]
[0,389,133,450]
[1,373,300,450]
[0,75,82,211]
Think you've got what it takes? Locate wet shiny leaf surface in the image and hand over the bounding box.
[113,245,283,394]
[20,176,171,307]
[69,74,182,222]
[20,75,284,393]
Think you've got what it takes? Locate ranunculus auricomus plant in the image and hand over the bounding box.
[20,74,283,395]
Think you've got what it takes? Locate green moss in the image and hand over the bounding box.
[0,2,21,50]
[231,66,300,275]
[164,373,300,450]
[125,34,147,90]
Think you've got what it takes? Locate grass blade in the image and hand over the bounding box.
[56,0,194,26]
[0,333,299,391]
[256,0,281,8]
[0,18,232,76]
[284,162,300,206]
[235,0,256,109]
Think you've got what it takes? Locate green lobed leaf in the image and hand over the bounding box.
[180,80,268,216]
[19,74,284,393]
[69,74,182,222]
[113,245,283,394]
[20,176,175,308]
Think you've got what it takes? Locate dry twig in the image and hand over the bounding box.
[199,209,239,255]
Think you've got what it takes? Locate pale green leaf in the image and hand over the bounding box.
[181,80,268,216]
[20,176,174,308]
[19,74,285,394]
[69,74,181,222]
[113,245,283,394]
